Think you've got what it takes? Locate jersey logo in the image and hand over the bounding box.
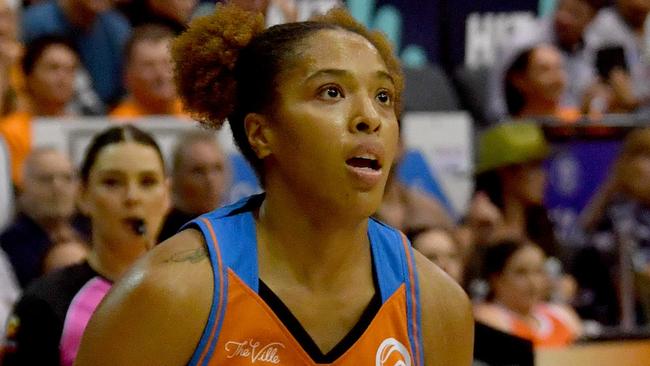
[224,339,285,364]
[375,337,412,366]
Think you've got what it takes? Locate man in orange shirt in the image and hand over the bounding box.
[0,0,24,117]
[0,36,79,187]
[110,24,185,119]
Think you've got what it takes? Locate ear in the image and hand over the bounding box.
[244,112,273,159]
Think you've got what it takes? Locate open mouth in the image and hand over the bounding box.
[346,156,381,171]
[123,217,147,236]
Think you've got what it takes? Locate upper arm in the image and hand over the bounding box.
[416,251,474,366]
[74,230,214,366]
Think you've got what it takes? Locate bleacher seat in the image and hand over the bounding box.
[402,64,460,112]
[0,135,15,233]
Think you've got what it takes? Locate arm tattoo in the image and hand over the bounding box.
[164,247,208,264]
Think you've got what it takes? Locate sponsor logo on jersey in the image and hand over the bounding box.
[375,337,412,366]
[224,338,285,364]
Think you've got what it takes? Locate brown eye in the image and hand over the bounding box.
[141,176,159,188]
[376,90,391,105]
[319,85,344,100]
[101,177,120,188]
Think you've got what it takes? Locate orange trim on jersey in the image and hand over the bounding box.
[400,233,422,366]
[197,218,226,365]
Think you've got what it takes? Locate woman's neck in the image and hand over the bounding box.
[256,190,372,290]
[28,98,67,117]
[130,95,177,116]
[502,195,527,237]
[496,300,535,321]
[518,100,558,118]
[86,237,149,281]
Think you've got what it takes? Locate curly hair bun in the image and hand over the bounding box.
[172,3,265,129]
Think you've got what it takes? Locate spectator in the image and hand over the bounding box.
[158,130,229,242]
[0,36,79,186]
[0,148,88,288]
[21,0,131,106]
[470,122,560,258]
[110,24,185,119]
[409,226,464,284]
[503,44,580,122]
[463,122,580,304]
[585,0,650,113]
[117,0,198,35]
[488,0,604,122]
[473,239,582,348]
[576,127,650,325]
[1,125,169,366]
[0,0,24,117]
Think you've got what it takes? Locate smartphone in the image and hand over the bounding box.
[596,45,628,79]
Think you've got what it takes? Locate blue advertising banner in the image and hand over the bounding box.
[545,139,623,243]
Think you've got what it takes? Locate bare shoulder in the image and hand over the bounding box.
[414,250,474,366]
[76,229,214,366]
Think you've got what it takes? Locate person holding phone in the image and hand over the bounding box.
[585,0,650,113]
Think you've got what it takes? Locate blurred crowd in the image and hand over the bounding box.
[2,0,650,364]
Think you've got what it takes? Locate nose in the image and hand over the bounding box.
[124,181,142,206]
[348,95,381,134]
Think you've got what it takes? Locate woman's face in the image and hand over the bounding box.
[492,245,547,314]
[261,29,399,217]
[27,44,78,113]
[413,230,463,283]
[504,161,547,206]
[553,0,596,49]
[147,0,198,24]
[521,46,566,105]
[80,142,169,250]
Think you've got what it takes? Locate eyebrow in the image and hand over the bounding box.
[97,169,161,176]
[305,68,395,86]
[305,68,349,83]
[375,70,395,86]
